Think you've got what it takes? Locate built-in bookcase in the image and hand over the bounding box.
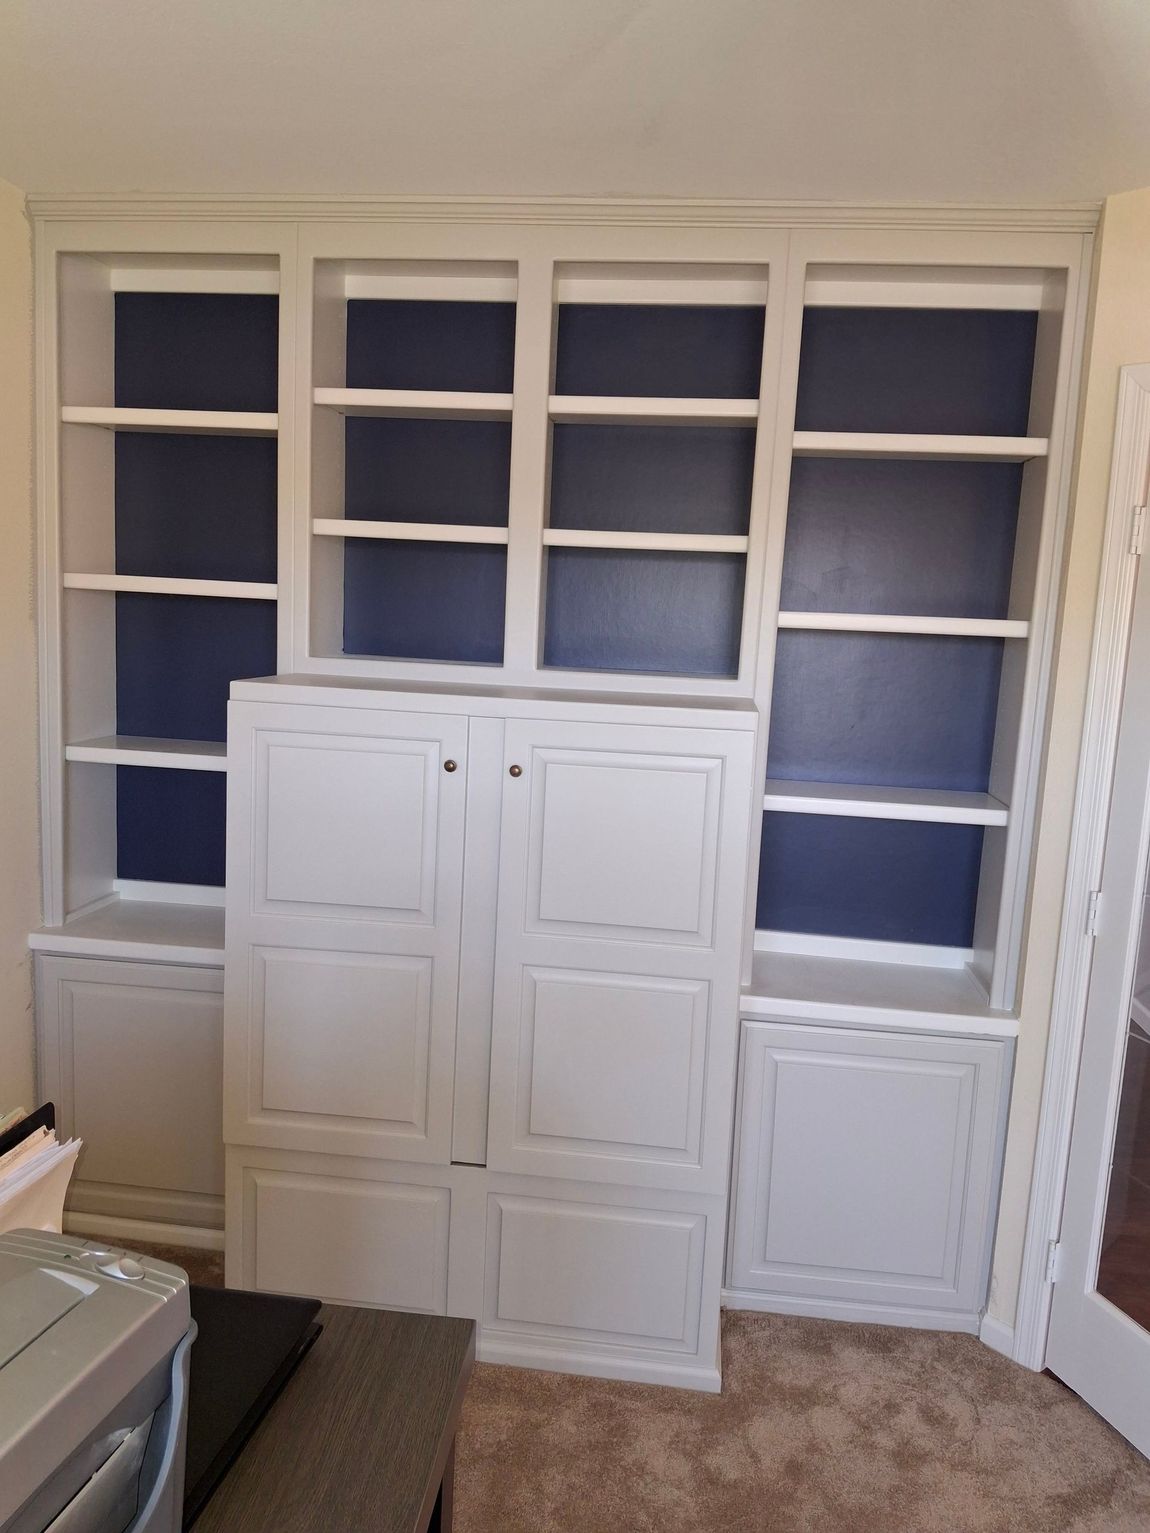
[34,220,1089,1022]
[752,257,1080,1012]
[38,238,293,958]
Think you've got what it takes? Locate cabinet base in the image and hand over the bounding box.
[721,1286,981,1334]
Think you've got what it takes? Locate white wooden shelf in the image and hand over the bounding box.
[65,736,227,772]
[763,780,1009,826]
[312,519,509,545]
[543,529,749,554]
[549,396,759,427]
[777,611,1029,639]
[741,950,1018,1038]
[63,573,278,600]
[791,431,1048,462]
[313,387,513,421]
[29,897,225,967]
[61,406,278,436]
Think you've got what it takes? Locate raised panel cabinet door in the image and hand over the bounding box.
[35,955,224,1229]
[229,1153,451,1313]
[728,1022,1010,1321]
[224,701,469,1163]
[487,716,757,1193]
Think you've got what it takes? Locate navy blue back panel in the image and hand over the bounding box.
[117,766,226,886]
[780,458,1021,618]
[549,424,755,535]
[344,417,511,525]
[794,308,1037,435]
[767,631,1003,791]
[115,433,278,583]
[114,294,278,412]
[116,594,278,741]
[345,300,516,392]
[757,813,984,946]
[342,541,506,662]
[554,306,765,399]
[544,549,745,676]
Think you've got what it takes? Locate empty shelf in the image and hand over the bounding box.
[64,574,278,599]
[742,949,1017,1037]
[792,431,1048,462]
[29,896,225,966]
[777,611,1029,639]
[65,736,227,771]
[549,396,759,426]
[314,387,513,420]
[62,406,278,436]
[763,780,1009,825]
[543,529,749,553]
[313,519,509,544]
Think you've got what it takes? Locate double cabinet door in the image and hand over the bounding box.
[224,698,754,1197]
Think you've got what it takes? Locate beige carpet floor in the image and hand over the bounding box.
[131,1241,1150,1533]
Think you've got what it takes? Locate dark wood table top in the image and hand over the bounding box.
[192,1306,475,1533]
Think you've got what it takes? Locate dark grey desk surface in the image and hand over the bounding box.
[192,1305,475,1533]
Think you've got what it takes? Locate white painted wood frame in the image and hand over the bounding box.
[1014,364,1150,1370]
[35,220,298,939]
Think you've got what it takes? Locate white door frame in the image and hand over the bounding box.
[1013,363,1150,1370]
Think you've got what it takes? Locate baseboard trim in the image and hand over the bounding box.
[721,1287,980,1334]
[477,1335,722,1393]
[63,1211,225,1251]
[978,1312,1017,1360]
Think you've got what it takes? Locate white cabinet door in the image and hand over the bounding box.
[36,956,224,1228]
[728,1021,1010,1325]
[224,701,468,1163]
[486,718,756,1192]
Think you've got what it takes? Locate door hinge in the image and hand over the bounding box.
[1133,504,1146,557]
[1047,1239,1063,1285]
[1086,889,1103,939]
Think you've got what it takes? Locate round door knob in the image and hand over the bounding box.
[443,760,458,773]
[508,764,523,778]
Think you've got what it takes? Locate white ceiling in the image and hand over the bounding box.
[3,0,1150,205]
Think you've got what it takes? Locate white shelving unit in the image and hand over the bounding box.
[30,213,1091,1330]
[37,237,294,961]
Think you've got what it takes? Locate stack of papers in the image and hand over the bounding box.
[0,1109,82,1234]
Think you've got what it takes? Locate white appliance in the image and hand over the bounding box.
[0,1230,193,1533]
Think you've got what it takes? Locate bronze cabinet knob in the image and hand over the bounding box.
[508,764,523,778]
[443,760,458,773]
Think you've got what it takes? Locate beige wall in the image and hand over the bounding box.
[0,177,38,1109]
[988,187,1150,1328]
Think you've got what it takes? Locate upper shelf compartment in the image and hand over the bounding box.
[311,259,517,425]
[57,255,281,442]
[794,292,1038,438]
[548,263,767,428]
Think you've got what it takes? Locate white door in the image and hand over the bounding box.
[485,717,756,1193]
[1046,540,1150,1454]
[224,700,469,1164]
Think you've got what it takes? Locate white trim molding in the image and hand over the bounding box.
[1013,364,1150,1370]
[26,193,1100,233]
[63,1211,225,1252]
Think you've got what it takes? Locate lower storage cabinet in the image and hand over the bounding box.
[725,1019,1012,1331]
[34,955,225,1229]
[226,1146,726,1391]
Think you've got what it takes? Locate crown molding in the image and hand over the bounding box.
[24,192,1101,232]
